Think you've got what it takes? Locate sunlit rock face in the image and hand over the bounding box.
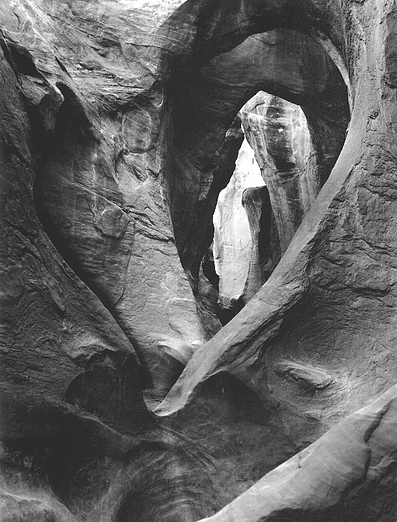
[213,91,316,312]
[213,137,264,309]
[241,92,319,253]
[1,0,397,521]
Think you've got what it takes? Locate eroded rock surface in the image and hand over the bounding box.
[1,0,397,521]
[0,0,208,398]
[242,185,279,302]
[167,27,349,286]
[198,384,397,522]
[241,92,319,253]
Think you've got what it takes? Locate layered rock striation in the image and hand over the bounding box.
[1,0,397,521]
[241,92,319,253]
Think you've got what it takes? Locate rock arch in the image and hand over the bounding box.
[156,0,397,471]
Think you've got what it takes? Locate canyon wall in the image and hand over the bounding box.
[213,136,264,309]
[1,1,397,521]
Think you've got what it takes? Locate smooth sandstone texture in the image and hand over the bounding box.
[156,0,397,433]
[241,92,319,254]
[168,27,349,285]
[212,91,318,314]
[1,0,207,398]
[198,384,397,522]
[213,136,264,306]
[0,39,150,440]
[242,185,279,303]
[1,0,397,521]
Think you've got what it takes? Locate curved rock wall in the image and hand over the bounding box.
[213,90,320,314]
[165,27,349,285]
[157,0,397,518]
[1,0,397,521]
[242,185,279,303]
[241,91,319,253]
[0,0,208,398]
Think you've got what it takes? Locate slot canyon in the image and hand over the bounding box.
[0,1,397,521]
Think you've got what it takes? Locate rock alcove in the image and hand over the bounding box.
[1,1,397,521]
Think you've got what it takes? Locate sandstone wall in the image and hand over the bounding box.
[1,1,397,521]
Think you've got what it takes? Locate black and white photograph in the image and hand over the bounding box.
[1,1,396,520]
